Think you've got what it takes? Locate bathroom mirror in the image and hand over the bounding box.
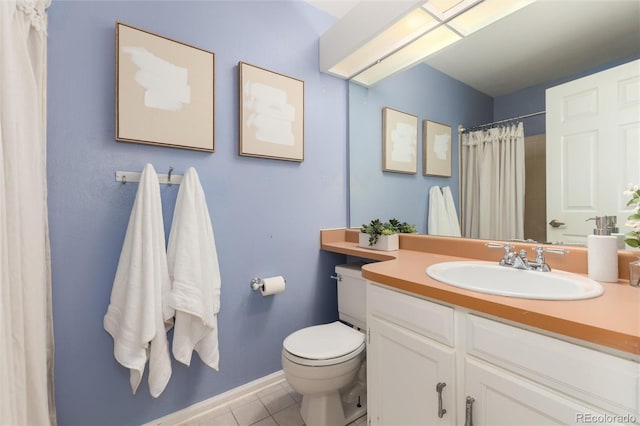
[347,1,640,242]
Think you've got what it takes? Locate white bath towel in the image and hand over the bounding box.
[428,186,463,237]
[167,167,221,370]
[442,186,462,237]
[428,186,449,236]
[104,163,173,398]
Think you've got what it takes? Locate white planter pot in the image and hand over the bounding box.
[358,233,399,251]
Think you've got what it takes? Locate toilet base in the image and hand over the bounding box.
[300,390,367,426]
[344,392,367,424]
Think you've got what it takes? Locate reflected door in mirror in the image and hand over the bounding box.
[546,60,640,245]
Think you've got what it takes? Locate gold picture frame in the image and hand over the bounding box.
[382,107,418,174]
[115,22,215,152]
[238,62,304,162]
[423,120,452,177]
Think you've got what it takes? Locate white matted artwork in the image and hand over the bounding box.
[382,107,418,174]
[238,62,304,162]
[115,23,215,152]
[423,120,452,177]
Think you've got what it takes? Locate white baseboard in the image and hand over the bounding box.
[146,370,285,425]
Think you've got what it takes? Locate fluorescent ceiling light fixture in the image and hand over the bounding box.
[322,0,537,86]
[429,0,466,14]
[448,0,536,36]
[423,0,482,21]
[352,25,461,86]
[328,8,438,78]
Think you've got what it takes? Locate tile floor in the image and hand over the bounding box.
[178,380,367,426]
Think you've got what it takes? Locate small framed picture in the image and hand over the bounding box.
[238,62,304,162]
[423,120,452,177]
[382,107,418,174]
[115,22,215,152]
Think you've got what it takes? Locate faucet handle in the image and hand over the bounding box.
[485,242,515,265]
[485,242,514,251]
[533,246,569,271]
[535,245,569,257]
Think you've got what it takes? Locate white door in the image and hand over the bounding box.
[464,358,605,426]
[546,59,640,245]
[367,317,455,426]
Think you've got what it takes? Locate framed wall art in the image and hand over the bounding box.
[382,107,418,174]
[115,22,215,152]
[238,62,304,162]
[423,120,452,177]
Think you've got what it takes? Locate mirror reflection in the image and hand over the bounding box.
[348,1,640,245]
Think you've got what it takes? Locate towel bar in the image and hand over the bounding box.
[115,168,183,185]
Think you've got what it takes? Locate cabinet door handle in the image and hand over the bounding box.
[435,382,447,418]
[465,396,475,426]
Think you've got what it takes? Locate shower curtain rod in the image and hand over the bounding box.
[459,110,545,133]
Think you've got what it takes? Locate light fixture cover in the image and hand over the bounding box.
[353,26,461,86]
[321,0,536,86]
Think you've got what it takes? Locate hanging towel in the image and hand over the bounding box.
[103,163,173,398]
[428,186,452,236]
[442,186,462,237]
[167,167,221,370]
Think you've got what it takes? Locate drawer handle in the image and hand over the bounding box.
[436,382,447,418]
[465,396,475,426]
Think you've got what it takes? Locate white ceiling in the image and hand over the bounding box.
[307,0,640,96]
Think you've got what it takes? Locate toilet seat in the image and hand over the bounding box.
[283,321,366,367]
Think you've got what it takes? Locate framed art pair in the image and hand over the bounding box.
[115,23,304,161]
[382,107,452,177]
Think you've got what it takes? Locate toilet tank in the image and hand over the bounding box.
[336,263,367,330]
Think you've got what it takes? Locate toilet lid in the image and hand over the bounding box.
[283,321,365,360]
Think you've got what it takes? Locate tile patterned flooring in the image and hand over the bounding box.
[178,380,366,426]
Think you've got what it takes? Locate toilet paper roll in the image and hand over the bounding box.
[260,276,286,296]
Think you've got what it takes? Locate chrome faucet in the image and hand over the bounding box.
[512,249,530,270]
[485,243,569,272]
[485,243,516,266]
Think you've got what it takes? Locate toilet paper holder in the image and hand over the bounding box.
[250,276,287,295]
[250,277,265,291]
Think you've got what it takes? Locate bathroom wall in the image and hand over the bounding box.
[47,1,347,424]
[349,64,493,233]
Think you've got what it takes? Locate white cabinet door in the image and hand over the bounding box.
[368,317,455,426]
[464,358,606,426]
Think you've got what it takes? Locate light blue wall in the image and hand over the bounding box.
[349,64,493,233]
[47,1,348,424]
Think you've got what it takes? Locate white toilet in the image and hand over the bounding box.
[282,263,367,426]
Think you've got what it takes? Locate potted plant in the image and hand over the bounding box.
[359,218,417,251]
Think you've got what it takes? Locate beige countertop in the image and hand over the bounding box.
[320,229,640,356]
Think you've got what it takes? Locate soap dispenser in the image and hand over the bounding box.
[586,216,619,282]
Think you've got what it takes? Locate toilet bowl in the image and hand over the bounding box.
[282,321,366,426]
[282,263,368,426]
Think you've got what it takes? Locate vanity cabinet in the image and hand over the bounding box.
[367,317,455,425]
[465,359,604,425]
[367,283,640,426]
[367,284,456,425]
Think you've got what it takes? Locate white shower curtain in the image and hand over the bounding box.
[461,122,525,241]
[0,1,55,425]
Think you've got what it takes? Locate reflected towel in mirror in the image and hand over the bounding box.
[428,185,461,237]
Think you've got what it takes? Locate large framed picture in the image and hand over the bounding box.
[423,120,452,177]
[382,107,418,174]
[115,22,215,152]
[238,62,304,162]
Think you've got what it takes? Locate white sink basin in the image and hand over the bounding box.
[426,261,604,300]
